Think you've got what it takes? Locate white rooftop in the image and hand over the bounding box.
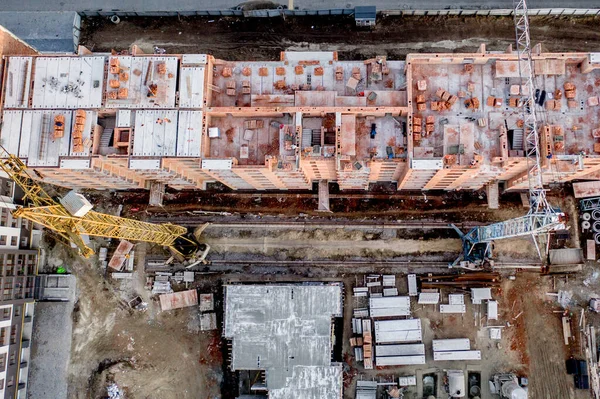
[223,284,343,399]
[31,56,105,109]
[179,66,205,108]
[132,110,178,157]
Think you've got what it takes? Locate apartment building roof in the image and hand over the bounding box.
[1,28,600,193]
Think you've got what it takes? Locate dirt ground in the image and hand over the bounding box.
[55,241,222,399]
[80,15,600,61]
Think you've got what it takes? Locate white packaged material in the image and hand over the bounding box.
[376,355,426,366]
[375,344,425,356]
[433,350,481,361]
[398,376,417,386]
[488,300,499,320]
[432,338,471,352]
[418,292,440,304]
[440,304,466,314]
[408,274,418,296]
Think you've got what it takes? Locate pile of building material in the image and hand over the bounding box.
[380,275,394,288]
[107,383,123,399]
[199,293,217,331]
[486,96,503,108]
[471,287,493,304]
[408,274,418,296]
[464,97,480,110]
[53,114,65,139]
[374,319,424,367]
[375,343,426,366]
[433,338,481,361]
[420,273,501,289]
[108,240,134,272]
[363,319,373,369]
[432,87,458,111]
[440,294,466,314]
[159,289,198,311]
[417,290,440,305]
[374,319,422,344]
[399,375,417,387]
[151,273,173,295]
[355,380,377,399]
[72,109,86,153]
[369,296,410,318]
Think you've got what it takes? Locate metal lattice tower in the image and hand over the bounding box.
[513,0,551,214]
[454,0,565,264]
[0,149,189,258]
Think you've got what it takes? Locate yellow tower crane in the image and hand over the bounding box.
[0,147,207,262]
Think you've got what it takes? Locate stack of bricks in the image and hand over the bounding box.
[244,120,264,129]
[274,80,286,90]
[242,80,251,94]
[416,94,426,111]
[545,99,562,111]
[593,128,600,153]
[222,67,233,77]
[431,88,457,111]
[413,117,422,143]
[72,110,86,153]
[226,80,236,96]
[486,96,502,108]
[108,58,128,99]
[53,114,65,139]
[425,116,435,135]
[109,58,120,74]
[564,82,577,108]
[553,126,565,152]
[464,97,480,110]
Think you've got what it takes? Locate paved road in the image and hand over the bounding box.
[0,0,599,12]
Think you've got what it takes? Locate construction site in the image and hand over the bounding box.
[0,2,600,399]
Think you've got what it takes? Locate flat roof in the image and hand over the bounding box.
[1,109,95,166]
[31,56,104,109]
[4,57,33,108]
[177,111,203,157]
[179,66,205,108]
[132,110,178,157]
[105,56,178,109]
[224,283,343,399]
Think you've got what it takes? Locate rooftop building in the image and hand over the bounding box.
[0,26,600,195]
[223,283,343,399]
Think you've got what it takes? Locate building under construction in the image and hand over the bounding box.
[0,26,600,198]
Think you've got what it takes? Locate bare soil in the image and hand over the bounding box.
[63,243,222,399]
[80,15,600,61]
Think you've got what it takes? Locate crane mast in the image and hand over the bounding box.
[0,150,194,259]
[453,0,565,266]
